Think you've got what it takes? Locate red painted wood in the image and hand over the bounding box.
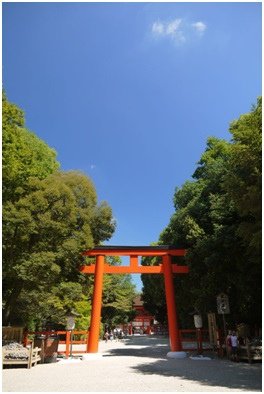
[87,255,105,353]
[81,246,189,354]
[163,254,182,352]
[82,247,186,257]
[80,264,189,274]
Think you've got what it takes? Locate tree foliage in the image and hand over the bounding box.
[101,257,137,328]
[142,98,262,329]
[141,256,167,325]
[3,171,116,328]
[223,97,262,252]
[2,93,116,329]
[2,92,60,203]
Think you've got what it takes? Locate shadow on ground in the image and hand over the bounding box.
[131,358,261,391]
[106,336,262,392]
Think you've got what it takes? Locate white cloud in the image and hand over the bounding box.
[192,21,207,34]
[90,164,96,170]
[151,18,207,44]
[166,19,182,35]
[173,30,186,43]
[152,21,164,35]
[151,18,185,43]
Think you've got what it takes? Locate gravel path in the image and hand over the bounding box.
[2,336,262,392]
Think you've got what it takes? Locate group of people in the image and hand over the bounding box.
[103,328,125,342]
[226,330,240,361]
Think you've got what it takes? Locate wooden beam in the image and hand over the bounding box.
[82,246,186,257]
[80,264,189,274]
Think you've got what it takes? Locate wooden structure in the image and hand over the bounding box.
[81,245,189,354]
[121,295,155,334]
[2,347,41,369]
[131,295,154,334]
[239,339,262,363]
[3,326,24,343]
[24,330,89,359]
[24,328,217,355]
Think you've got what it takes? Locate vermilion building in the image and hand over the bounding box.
[130,295,154,334]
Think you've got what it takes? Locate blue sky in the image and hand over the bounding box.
[3,2,261,291]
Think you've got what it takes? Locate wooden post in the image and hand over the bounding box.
[197,328,203,354]
[86,330,89,351]
[22,330,28,347]
[163,254,182,352]
[87,255,105,353]
[65,331,71,358]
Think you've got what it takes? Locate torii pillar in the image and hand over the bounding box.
[80,245,189,358]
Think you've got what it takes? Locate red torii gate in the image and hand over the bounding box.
[80,245,189,357]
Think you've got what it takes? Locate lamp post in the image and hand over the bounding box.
[66,311,79,358]
[217,293,230,339]
[194,314,203,354]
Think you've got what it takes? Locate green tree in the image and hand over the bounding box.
[101,257,136,328]
[141,256,167,325]
[142,98,262,329]
[223,97,262,252]
[222,97,262,324]
[2,92,117,329]
[2,92,59,202]
[3,170,116,328]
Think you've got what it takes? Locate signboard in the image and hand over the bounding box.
[216,293,230,314]
[193,314,203,328]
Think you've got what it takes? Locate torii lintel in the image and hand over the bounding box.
[81,245,189,274]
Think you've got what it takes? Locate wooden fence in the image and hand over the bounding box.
[23,328,221,358]
[3,326,24,343]
[24,330,89,359]
[180,329,220,352]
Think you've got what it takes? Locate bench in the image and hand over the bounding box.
[3,346,41,369]
[239,341,262,363]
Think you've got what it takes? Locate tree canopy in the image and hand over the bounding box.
[101,257,137,328]
[2,92,60,203]
[142,98,262,330]
[2,93,116,329]
[3,91,261,332]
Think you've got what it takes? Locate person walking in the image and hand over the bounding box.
[104,331,109,343]
[230,331,239,362]
[225,330,232,359]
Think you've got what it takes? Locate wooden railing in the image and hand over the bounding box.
[23,328,221,357]
[180,329,222,353]
[57,330,89,358]
[24,330,89,358]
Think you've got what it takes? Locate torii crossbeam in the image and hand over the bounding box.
[80,245,189,356]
